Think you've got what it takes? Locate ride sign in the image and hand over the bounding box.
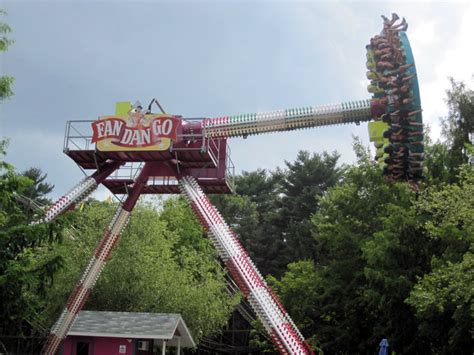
[91,114,181,152]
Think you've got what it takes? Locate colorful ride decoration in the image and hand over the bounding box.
[41,14,422,355]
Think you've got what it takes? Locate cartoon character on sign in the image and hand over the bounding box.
[127,101,145,129]
[124,101,166,148]
[90,101,181,152]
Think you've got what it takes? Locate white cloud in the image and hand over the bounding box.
[413,2,474,140]
[411,20,436,47]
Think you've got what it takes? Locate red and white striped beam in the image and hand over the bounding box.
[179,176,313,355]
[34,161,122,225]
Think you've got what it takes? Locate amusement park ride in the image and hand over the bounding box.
[40,14,423,355]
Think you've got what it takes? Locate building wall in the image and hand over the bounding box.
[63,336,136,355]
[95,337,134,355]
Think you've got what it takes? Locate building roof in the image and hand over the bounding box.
[67,311,195,348]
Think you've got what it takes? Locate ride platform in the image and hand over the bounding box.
[63,119,235,194]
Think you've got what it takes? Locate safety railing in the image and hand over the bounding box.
[64,118,217,155]
[63,120,95,152]
[225,143,235,191]
[108,162,144,180]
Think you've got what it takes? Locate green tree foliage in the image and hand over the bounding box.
[0,10,14,101]
[267,261,321,351]
[441,78,474,181]
[407,164,474,353]
[45,198,239,342]
[18,168,55,220]
[423,141,452,186]
[278,151,341,262]
[308,156,432,353]
[212,169,285,276]
[213,151,341,277]
[264,136,473,353]
[0,141,64,337]
[21,168,54,205]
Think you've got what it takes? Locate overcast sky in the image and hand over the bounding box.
[1,0,473,199]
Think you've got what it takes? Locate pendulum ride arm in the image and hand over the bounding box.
[200,99,383,139]
[179,176,313,355]
[41,163,150,355]
[34,161,123,224]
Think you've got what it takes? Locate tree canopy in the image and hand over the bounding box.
[213,151,341,277]
[441,78,474,181]
[43,198,240,342]
[0,141,65,340]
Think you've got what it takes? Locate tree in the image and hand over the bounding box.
[213,151,342,277]
[212,169,287,276]
[441,78,474,181]
[44,198,239,342]
[265,134,474,354]
[0,10,14,101]
[310,159,422,353]
[267,260,321,351]
[269,140,433,354]
[0,15,60,352]
[21,168,54,206]
[278,151,341,262]
[16,168,55,221]
[407,164,474,354]
[422,141,452,187]
[0,141,64,341]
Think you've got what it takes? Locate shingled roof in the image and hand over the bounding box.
[67,311,195,348]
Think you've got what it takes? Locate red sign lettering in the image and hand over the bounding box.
[91,116,180,148]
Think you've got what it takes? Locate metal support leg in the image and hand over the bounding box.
[42,163,150,355]
[35,161,122,224]
[179,176,313,355]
